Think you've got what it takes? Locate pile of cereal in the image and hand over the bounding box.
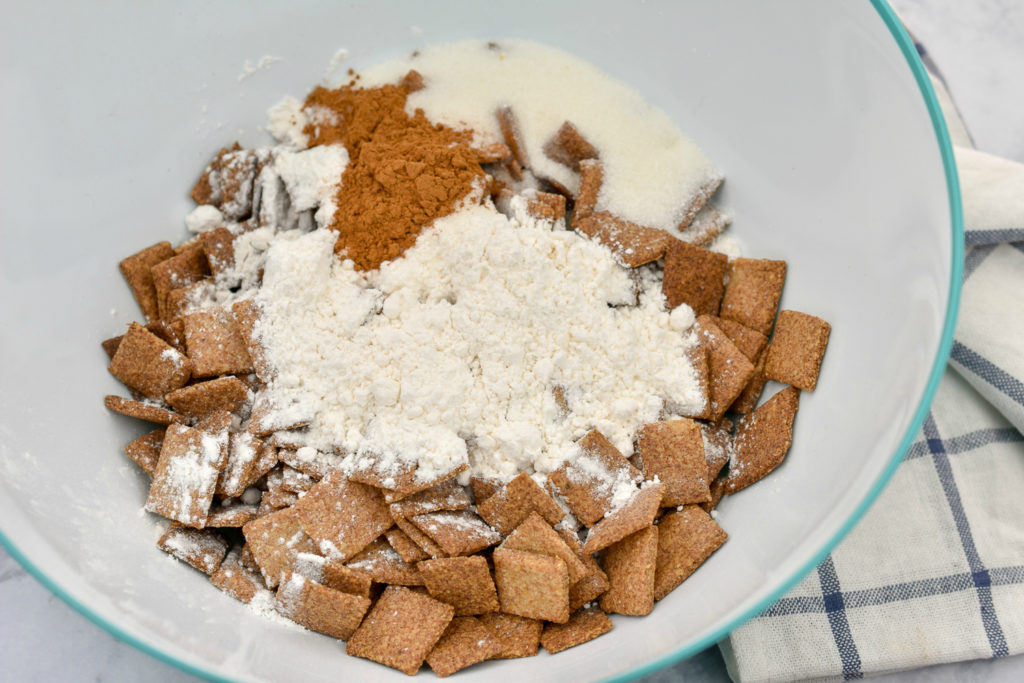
[102,40,830,677]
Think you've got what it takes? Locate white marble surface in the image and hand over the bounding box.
[2,1,1022,681]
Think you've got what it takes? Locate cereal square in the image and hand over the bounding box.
[543,121,599,171]
[395,516,447,559]
[719,257,787,336]
[700,476,728,513]
[217,148,258,220]
[492,547,570,623]
[634,419,710,506]
[386,527,430,563]
[145,423,227,527]
[574,211,670,267]
[293,552,374,598]
[599,525,658,616]
[119,241,176,321]
[679,206,731,247]
[426,616,500,677]
[346,586,455,676]
[707,315,768,362]
[479,612,543,659]
[410,510,501,556]
[548,430,641,526]
[200,226,236,276]
[157,523,228,575]
[469,477,501,505]
[763,310,832,391]
[569,564,611,611]
[165,376,248,419]
[242,507,316,588]
[345,537,423,586]
[101,335,123,359]
[662,239,728,314]
[210,548,264,603]
[230,299,273,382]
[105,395,186,426]
[573,159,604,221]
[653,505,727,600]
[477,472,565,535]
[124,427,165,476]
[217,433,277,498]
[540,606,613,654]
[388,478,471,520]
[205,504,258,528]
[276,573,372,641]
[108,322,192,399]
[190,143,237,204]
[698,317,755,421]
[418,555,500,616]
[730,348,768,415]
[152,244,210,320]
[293,471,393,561]
[525,190,567,222]
[183,308,254,378]
[496,105,530,168]
[501,513,589,583]
[726,386,800,494]
[583,482,664,554]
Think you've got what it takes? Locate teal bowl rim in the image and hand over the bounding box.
[0,0,964,680]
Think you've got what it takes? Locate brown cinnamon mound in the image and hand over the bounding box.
[303,80,486,271]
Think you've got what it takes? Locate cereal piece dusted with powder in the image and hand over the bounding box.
[199,226,236,276]
[706,315,768,362]
[495,105,530,169]
[217,433,277,498]
[394,516,447,559]
[292,470,393,561]
[574,211,670,267]
[388,479,471,520]
[119,241,176,321]
[479,613,543,659]
[727,386,800,494]
[145,423,228,528]
[653,505,727,600]
[634,419,710,507]
[501,513,589,583]
[386,527,430,563]
[410,511,501,557]
[573,159,604,222]
[548,430,641,526]
[164,376,248,419]
[662,239,728,315]
[763,310,831,391]
[543,121,599,171]
[346,586,455,676]
[477,473,565,536]
[345,537,423,586]
[697,317,756,422]
[492,547,570,623]
[599,525,659,616]
[418,555,500,616]
[293,552,374,598]
[230,299,273,382]
[124,428,165,476]
[157,523,228,575]
[242,507,316,588]
[276,572,372,641]
[210,548,265,603]
[540,606,613,654]
[426,616,501,677]
[151,244,210,320]
[182,308,254,378]
[719,258,787,336]
[205,504,258,528]
[104,395,186,426]
[583,482,664,554]
[108,322,192,400]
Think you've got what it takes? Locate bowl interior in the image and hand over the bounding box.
[0,1,954,681]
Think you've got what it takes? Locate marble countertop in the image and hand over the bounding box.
[3,1,1022,681]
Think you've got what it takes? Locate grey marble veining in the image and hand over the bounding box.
[2,1,1022,681]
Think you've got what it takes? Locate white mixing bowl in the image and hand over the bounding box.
[0,1,961,681]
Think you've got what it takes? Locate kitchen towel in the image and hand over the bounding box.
[720,33,1024,683]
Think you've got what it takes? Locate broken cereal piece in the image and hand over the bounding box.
[386,527,430,563]
[501,513,589,583]
[726,386,800,493]
[108,322,192,400]
[653,505,727,600]
[569,563,611,611]
[697,317,755,422]
[479,613,543,659]
[145,423,227,527]
[763,310,831,391]
[210,548,264,603]
[674,174,725,233]
[157,523,228,575]
[124,427,165,476]
[410,510,501,556]
[346,537,423,586]
[543,121,599,171]
[540,606,613,654]
[105,395,186,426]
[662,239,728,314]
[293,470,393,561]
[495,105,530,168]
[388,478,471,520]
[217,432,277,498]
[583,482,664,554]
[183,308,254,378]
[346,586,455,676]
[241,507,316,588]
[427,616,500,678]
[492,547,570,623]
[574,211,669,267]
[217,148,258,221]
[548,429,640,526]
[165,376,248,419]
[151,244,210,321]
[706,316,768,362]
[573,159,604,222]
[418,555,500,616]
[469,476,501,504]
[276,572,371,640]
[634,419,710,506]
[680,205,731,247]
[199,226,236,276]
[477,472,565,535]
[599,525,658,616]
[119,241,176,321]
[524,190,567,222]
[101,335,123,359]
[719,257,787,336]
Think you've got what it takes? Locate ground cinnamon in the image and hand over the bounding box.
[303,76,486,271]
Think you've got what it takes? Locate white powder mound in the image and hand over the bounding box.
[266,96,309,149]
[358,39,720,232]
[254,203,703,483]
[273,145,349,229]
[184,205,224,234]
